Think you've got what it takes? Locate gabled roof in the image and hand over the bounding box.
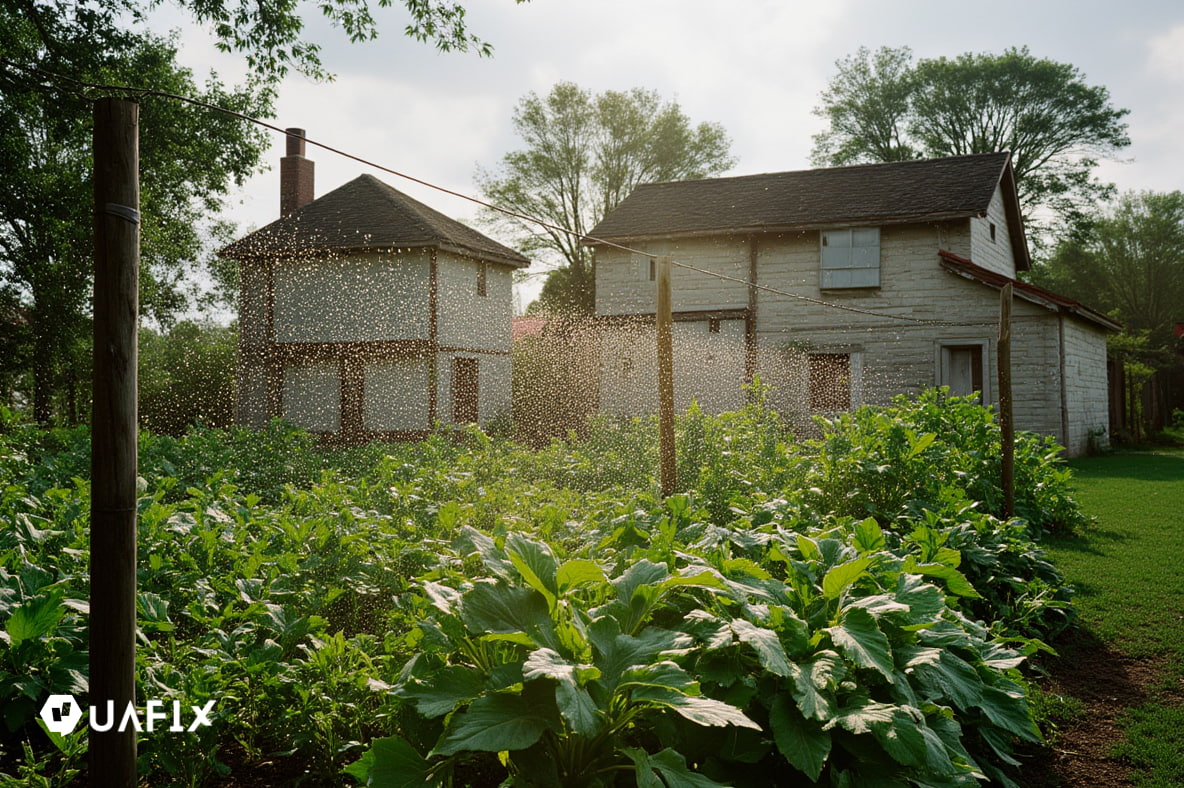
[939,250,1121,332]
[221,174,530,268]
[586,152,1029,270]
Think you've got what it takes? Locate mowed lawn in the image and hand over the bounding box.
[1043,447,1184,786]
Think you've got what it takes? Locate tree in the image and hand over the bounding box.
[812,46,1130,239]
[0,10,271,422]
[1031,191,1184,434]
[477,82,736,313]
[3,0,523,422]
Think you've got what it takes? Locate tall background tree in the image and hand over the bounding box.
[1030,191,1184,435]
[1,0,521,423]
[477,82,736,313]
[812,46,1130,243]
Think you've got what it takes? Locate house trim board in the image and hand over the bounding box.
[429,250,439,425]
[746,236,758,386]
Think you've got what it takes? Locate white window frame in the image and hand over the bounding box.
[935,339,990,402]
[820,227,881,289]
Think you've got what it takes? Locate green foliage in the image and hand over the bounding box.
[812,46,1129,239]
[0,391,1087,785]
[139,321,238,435]
[476,81,736,313]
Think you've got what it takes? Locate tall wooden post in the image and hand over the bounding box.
[91,97,140,787]
[656,256,677,496]
[998,283,1014,519]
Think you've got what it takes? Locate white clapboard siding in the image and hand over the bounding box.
[1061,317,1111,454]
[595,237,749,316]
[436,253,514,353]
[364,358,431,432]
[273,251,431,343]
[968,185,1017,277]
[282,363,341,432]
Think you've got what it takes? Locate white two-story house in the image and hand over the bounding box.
[222,129,529,442]
[587,152,1118,456]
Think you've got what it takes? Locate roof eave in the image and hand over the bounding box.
[585,210,984,248]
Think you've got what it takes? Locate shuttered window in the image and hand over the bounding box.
[820,227,880,289]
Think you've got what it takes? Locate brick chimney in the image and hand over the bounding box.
[279,128,314,217]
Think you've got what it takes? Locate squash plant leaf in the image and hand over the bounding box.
[822,556,873,601]
[626,746,732,788]
[505,533,559,608]
[826,606,895,683]
[730,618,793,678]
[6,592,64,646]
[431,692,557,756]
[343,735,433,787]
[631,686,760,730]
[459,581,557,650]
[523,647,603,737]
[769,694,830,781]
[902,557,981,599]
[853,518,886,554]
[399,665,485,718]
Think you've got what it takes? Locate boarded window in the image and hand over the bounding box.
[282,363,341,432]
[809,353,851,411]
[820,227,880,288]
[940,344,985,400]
[452,357,479,423]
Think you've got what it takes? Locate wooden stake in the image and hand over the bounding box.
[998,283,1014,519]
[90,97,140,787]
[656,255,677,496]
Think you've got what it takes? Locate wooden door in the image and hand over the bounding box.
[452,357,479,424]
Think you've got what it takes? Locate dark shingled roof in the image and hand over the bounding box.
[587,151,1015,241]
[222,174,530,268]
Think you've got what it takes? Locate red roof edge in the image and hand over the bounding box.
[938,250,1121,332]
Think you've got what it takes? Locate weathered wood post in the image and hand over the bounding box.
[656,255,677,496]
[90,97,140,787]
[998,282,1014,519]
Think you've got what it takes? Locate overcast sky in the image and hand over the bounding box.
[160,0,1184,309]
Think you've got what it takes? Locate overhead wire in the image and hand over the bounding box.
[1,57,1007,330]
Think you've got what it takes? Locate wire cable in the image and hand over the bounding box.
[0,57,1011,329]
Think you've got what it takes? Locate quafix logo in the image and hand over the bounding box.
[39,695,216,735]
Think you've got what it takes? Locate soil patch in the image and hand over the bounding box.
[1019,631,1157,787]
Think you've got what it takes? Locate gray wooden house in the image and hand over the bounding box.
[221,130,529,441]
[587,152,1119,456]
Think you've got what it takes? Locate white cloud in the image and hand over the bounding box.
[1146,23,1184,81]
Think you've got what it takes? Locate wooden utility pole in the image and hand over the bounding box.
[656,255,677,496]
[998,283,1014,519]
[90,97,140,787]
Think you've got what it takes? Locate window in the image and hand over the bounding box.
[820,227,880,289]
[808,353,851,411]
[989,222,997,243]
[939,343,986,400]
[707,317,721,334]
[649,258,656,281]
[476,262,488,297]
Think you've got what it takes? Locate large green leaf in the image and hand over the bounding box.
[902,557,981,599]
[826,606,895,682]
[822,556,873,601]
[853,517,886,554]
[730,619,793,677]
[556,559,606,593]
[612,560,670,606]
[828,699,897,735]
[625,747,732,788]
[908,649,984,710]
[870,708,929,767]
[460,581,557,650]
[523,647,602,737]
[769,694,831,781]
[620,661,699,694]
[432,692,556,756]
[399,665,485,718]
[456,526,514,581]
[588,618,689,692]
[974,686,1041,743]
[792,651,841,721]
[344,736,433,787]
[5,592,64,646]
[631,686,760,729]
[506,533,559,608]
